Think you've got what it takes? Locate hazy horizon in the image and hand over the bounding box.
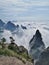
[0,0,49,22]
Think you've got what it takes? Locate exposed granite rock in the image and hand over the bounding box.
[29,30,45,60]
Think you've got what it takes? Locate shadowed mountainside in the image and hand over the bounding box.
[29,30,45,60]
[35,47,49,65]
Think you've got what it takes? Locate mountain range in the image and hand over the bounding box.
[0,19,49,49]
[0,19,27,32]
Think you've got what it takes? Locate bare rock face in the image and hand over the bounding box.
[29,30,45,60]
[0,56,33,65]
[35,47,49,65]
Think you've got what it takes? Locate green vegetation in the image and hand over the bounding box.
[1,38,6,49]
[0,37,33,64]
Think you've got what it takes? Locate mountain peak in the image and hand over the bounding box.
[5,21,16,31]
[35,30,41,37]
[29,30,42,44]
[0,19,5,27]
[7,21,13,24]
[29,30,45,60]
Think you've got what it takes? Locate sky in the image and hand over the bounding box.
[0,0,49,22]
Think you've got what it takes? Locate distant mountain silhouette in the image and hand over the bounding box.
[4,21,16,31]
[29,30,45,60]
[35,47,49,65]
[0,19,5,27]
[16,24,19,29]
[21,25,27,29]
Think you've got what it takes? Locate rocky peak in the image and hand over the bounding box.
[29,30,45,60]
[29,30,42,44]
[35,30,41,38]
[5,21,16,31]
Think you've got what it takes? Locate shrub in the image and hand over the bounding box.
[0,48,16,56]
[8,44,19,53]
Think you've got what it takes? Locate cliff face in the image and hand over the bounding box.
[0,56,33,65]
[29,30,45,60]
[35,47,49,65]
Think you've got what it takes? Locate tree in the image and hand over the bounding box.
[8,37,16,51]
[1,38,6,49]
[10,37,15,44]
[8,37,19,53]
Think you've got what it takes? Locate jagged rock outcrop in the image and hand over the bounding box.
[29,30,45,60]
[35,47,49,65]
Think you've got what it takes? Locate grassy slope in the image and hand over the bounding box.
[0,47,33,64]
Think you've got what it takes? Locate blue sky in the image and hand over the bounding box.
[0,0,49,22]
